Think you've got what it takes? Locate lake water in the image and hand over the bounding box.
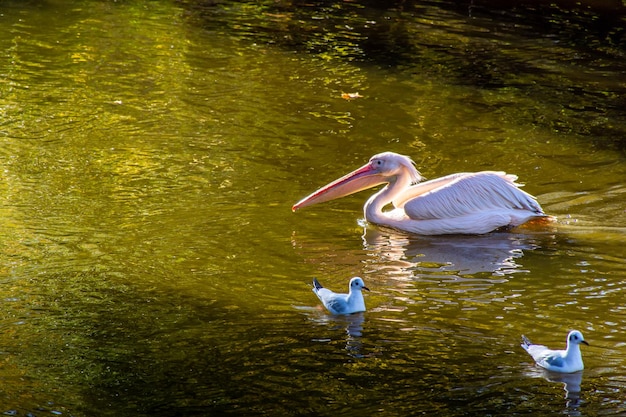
[0,0,625,415]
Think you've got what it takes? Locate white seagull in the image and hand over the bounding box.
[293,151,550,235]
[521,330,589,373]
[312,277,369,315]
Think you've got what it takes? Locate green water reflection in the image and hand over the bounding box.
[0,0,625,415]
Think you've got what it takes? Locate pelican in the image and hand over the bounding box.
[292,152,549,235]
[521,330,588,373]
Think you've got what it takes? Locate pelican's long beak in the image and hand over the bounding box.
[292,162,385,211]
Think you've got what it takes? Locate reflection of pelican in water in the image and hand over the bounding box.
[361,227,542,276]
[525,368,583,411]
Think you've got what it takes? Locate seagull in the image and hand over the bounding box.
[312,277,369,315]
[521,330,589,373]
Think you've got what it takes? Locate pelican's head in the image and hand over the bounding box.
[292,152,421,211]
[368,152,422,184]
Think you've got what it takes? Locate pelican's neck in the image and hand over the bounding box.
[363,173,412,223]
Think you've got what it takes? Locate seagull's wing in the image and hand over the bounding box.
[401,172,544,221]
[521,334,534,351]
[312,279,350,314]
[522,340,552,362]
[313,287,334,303]
[312,278,324,293]
[321,295,349,314]
[538,354,565,369]
[526,344,568,369]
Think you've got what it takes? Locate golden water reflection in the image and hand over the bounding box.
[0,0,625,415]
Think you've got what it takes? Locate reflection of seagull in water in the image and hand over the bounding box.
[309,312,368,358]
[312,277,369,315]
[521,330,588,373]
[543,370,583,407]
[523,368,584,411]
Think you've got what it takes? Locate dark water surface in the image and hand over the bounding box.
[0,0,625,415]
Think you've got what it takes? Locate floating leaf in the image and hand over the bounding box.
[341,92,363,100]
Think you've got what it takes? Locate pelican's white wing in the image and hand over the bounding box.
[393,173,470,208]
[402,172,544,221]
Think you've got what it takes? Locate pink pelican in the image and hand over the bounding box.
[292,152,550,235]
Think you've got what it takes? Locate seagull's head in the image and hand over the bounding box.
[568,330,589,347]
[350,277,370,292]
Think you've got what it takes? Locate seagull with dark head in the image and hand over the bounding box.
[521,330,589,373]
[312,277,369,315]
